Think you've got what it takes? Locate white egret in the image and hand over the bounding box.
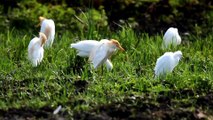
[89,39,124,69]
[162,27,181,48]
[71,40,113,70]
[154,51,182,78]
[28,32,47,67]
[71,39,124,70]
[39,16,55,48]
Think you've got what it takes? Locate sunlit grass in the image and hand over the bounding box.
[0,27,212,118]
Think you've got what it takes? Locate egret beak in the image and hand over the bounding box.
[110,39,125,51]
[118,45,125,51]
[36,23,40,27]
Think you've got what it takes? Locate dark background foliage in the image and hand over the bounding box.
[0,0,212,36]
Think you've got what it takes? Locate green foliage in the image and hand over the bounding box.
[1,0,212,36]
[0,0,109,35]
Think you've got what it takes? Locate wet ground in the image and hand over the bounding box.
[0,89,213,120]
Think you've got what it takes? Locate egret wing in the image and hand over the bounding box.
[89,42,109,69]
[28,37,44,67]
[46,20,55,47]
[28,37,39,60]
[40,19,55,47]
[71,40,99,52]
[154,52,173,76]
[163,29,174,47]
[71,40,100,57]
[40,20,47,34]
[175,32,181,45]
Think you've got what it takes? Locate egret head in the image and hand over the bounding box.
[37,16,46,27]
[110,39,125,51]
[173,28,178,33]
[39,16,46,22]
[174,51,182,61]
[169,27,176,30]
[39,32,47,46]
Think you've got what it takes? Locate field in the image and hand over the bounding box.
[0,27,213,119]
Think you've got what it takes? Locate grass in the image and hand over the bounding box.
[0,26,213,119]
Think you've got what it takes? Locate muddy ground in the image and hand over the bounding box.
[0,89,213,120]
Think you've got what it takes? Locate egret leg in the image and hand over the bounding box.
[89,64,94,74]
[101,65,103,75]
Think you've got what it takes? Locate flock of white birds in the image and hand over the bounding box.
[28,17,183,79]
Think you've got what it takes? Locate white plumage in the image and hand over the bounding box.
[71,40,100,57]
[162,27,181,48]
[71,39,124,70]
[154,51,182,78]
[39,16,55,48]
[28,32,47,67]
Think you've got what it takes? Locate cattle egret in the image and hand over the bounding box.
[71,40,113,70]
[71,39,124,70]
[39,16,55,48]
[28,32,47,67]
[89,39,124,69]
[154,51,182,78]
[162,27,181,48]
